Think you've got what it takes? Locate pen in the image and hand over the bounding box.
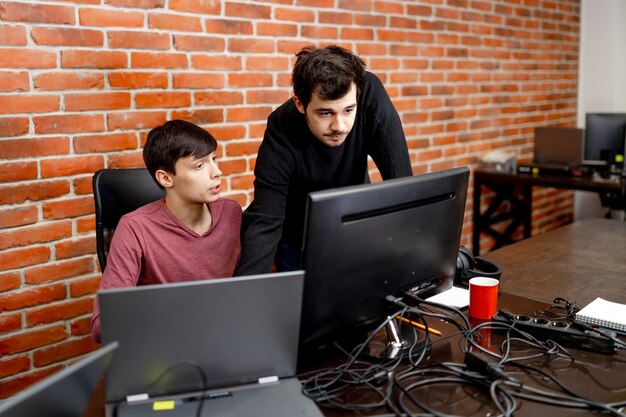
[395,316,442,336]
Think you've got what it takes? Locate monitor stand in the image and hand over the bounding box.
[365,317,431,360]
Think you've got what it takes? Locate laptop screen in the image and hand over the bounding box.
[0,342,117,417]
[98,271,304,403]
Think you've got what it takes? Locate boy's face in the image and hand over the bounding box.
[293,82,357,148]
[161,151,222,204]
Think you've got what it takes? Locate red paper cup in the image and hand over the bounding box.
[469,277,499,320]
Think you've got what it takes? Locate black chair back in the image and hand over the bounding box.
[93,168,164,271]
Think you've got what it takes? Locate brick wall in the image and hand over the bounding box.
[0,0,579,397]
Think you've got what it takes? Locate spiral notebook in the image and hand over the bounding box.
[575,297,626,332]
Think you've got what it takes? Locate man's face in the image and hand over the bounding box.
[293,83,357,148]
[158,152,222,205]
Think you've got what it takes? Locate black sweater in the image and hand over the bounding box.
[236,72,412,275]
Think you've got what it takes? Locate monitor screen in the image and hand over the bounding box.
[584,113,626,164]
[299,167,469,348]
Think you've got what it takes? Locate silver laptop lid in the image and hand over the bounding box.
[0,342,117,417]
[99,271,305,403]
[534,127,584,166]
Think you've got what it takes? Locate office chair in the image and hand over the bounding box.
[93,168,164,271]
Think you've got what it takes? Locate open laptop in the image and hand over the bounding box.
[0,342,117,417]
[98,271,323,417]
[533,127,585,170]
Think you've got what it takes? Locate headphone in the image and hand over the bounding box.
[455,245,502,286]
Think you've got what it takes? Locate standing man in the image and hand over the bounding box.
[236,45,413,275]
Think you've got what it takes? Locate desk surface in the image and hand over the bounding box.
[483,217,626,306]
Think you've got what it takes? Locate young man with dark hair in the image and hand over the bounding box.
[236,45,412,276]
[91,120,242,342]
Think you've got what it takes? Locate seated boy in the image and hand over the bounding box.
[91,120,242,342]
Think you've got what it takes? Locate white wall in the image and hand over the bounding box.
[575,0,626,220]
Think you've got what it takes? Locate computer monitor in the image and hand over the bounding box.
[584,113,626,165]
[299,167,469,348]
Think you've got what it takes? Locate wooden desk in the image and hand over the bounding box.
[483,218,626,307]
[84,219,626,416]
[473,168,625,255]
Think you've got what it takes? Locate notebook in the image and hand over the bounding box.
[533,127,585,170]
[575,297,626,332]
[98,271,324,417]
[0,342,117,417]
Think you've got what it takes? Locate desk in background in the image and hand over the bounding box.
[472,167,625,255]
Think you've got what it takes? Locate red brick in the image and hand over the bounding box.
[191,55,242,71]
[74,132,138,153]
[0,180,70,205]
[27,297,94,327]
[0,137,70,159]
[172,73,224,89]
[70,315,93,336]
[135,92,191,108]
[31,27,103,46]
[79,8,143,27]
[131,52,188,69]
[107,111,167,130]
[0,324,67,355]
[0,283,65,312]
[231,174,254,190]
[0,94,59,114]
[228,73,272,88]
[0,366,60,400]
[65,92,131,111]
[108,30,170,50]
[34,114,105,134]
[40,155,104,178]
[275,7,315,22]
[203,19,253,35]
[76,215,96,234]
[256,22,298,37]
[228,38,274,54]
[0,271,21,293]
[108,71,168,89]
[225,141,262,157]
[0,161,37,182]
[319,10,352,24]
[0,3,75,24]
[61,50,127,69]
[173,34,226,51]
[55,237,96,261]
[106,0,165,7]
[73,175,94,196]
[69,275,100,298]
[170,109,224,125]
[225,2,271,18]
[106,152,144,169]
[0,220,72,251]
[42,196,94,220]
[209,125,246,141]
[169,0,219,14]
[246,56,289,71]
[217,159,247,175]
[34,72,104,91]
[0,48,56,68]
[148,13,202,32]
[247,89,290,105]
[227,107,271,123]
[0,355,29,378]
[0,116,29,136]
[0,247,50,272]
[0,71,28,91]
[25,257,94,285]
[33,335,99,367]
[0,24,27,45]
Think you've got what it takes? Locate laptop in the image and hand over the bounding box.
[533,127,585,170]
[0,342,117,417]
[98,271,323,417]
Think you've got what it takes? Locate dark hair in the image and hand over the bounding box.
[143,120,217,189]
[292,45,366,109]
